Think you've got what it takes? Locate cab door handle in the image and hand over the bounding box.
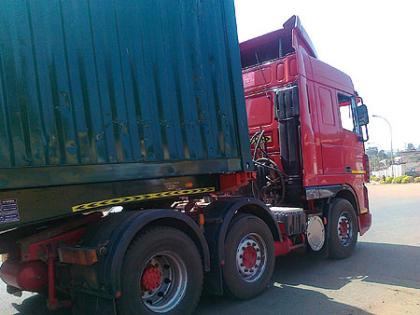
[345,166,352,173]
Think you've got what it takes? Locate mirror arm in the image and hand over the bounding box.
[363,125,369,142]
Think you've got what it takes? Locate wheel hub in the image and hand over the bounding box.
[236,233,267,282]
[242,245,257,269]
[139,253,187,313]
[337,213,353,246]
[339,219,349,237]
[141,265,162,292]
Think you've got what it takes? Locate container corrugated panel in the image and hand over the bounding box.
[0,0,251,190]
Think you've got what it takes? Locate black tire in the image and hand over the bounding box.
[327,198,358,259]
[223,214,275,299]
[118,227,203,315]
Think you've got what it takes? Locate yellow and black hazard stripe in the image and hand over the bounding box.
[72,187,216,212]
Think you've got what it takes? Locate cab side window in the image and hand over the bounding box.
[338,93,356,133]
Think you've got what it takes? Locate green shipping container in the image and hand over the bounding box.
[0,0,251,229]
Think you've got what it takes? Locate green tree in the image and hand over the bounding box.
[378,150,388,160]
[366,147,380,171]
[407,143,415,151]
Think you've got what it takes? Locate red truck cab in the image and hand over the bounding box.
[241,16,371,238]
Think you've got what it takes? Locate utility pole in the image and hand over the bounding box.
[372,114,394,177]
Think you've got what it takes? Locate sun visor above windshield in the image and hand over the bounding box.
[240,15,317,69]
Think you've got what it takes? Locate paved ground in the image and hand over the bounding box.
[1,183,419,315]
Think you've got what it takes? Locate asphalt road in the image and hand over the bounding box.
[1,183,419,315]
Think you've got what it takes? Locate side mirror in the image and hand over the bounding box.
[357,104,369,126]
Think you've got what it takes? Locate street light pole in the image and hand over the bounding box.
[372,114,394,177]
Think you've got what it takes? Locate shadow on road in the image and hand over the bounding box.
[6,241,420,315]
[196,241,420,314]
[9,294,70,315]
[275,241,420,291]
[197,284,372,315]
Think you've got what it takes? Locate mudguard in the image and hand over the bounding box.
[79,209,210,298]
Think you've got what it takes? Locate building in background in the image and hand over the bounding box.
[399,150,420,176]
[371,149,420,178]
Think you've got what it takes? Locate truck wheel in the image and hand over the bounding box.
[223,214,275,299]
[327,198,358,259]
[118,227,203,315]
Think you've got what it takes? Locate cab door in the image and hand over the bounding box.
[337,93,365,175]
[316,85,343,175]
[316,86,364,176]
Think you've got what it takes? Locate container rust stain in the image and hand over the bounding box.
[0,0,251,190]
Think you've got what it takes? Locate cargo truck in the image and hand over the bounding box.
[0,1,371,314]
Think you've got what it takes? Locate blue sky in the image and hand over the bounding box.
[234,0,420,151]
